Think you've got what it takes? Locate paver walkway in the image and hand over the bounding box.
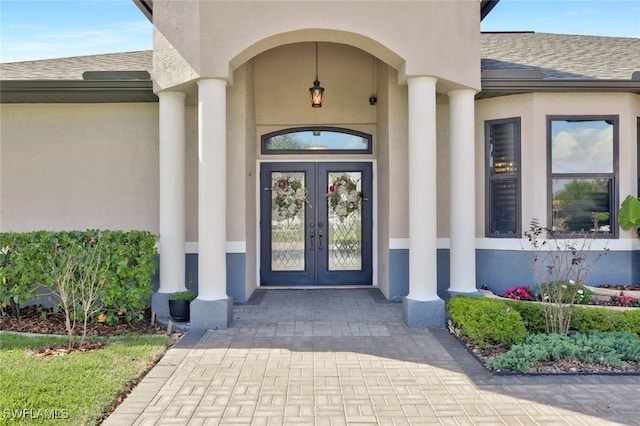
[104,289,640,425]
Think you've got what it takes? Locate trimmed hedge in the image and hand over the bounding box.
[0,230,157,323]
[447,296,526,348]
[500,298,640,336]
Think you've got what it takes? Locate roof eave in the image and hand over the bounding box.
[0,80,158,103]
[480,0,500,20]
[478,79,640,99]
[132,0,153,22]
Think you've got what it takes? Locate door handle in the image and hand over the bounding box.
[317,222,324,251]
[309,221,315,251]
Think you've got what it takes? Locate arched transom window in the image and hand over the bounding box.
[262,127,372,154]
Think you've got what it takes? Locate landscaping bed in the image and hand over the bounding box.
[447,295,640,375]
[0,304,166,338]
[449,323,640,375]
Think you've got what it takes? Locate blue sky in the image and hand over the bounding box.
[1,0,638,63]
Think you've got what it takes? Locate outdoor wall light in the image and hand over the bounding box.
[309,42,324,108]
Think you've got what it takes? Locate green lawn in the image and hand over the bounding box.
[0,333,172,425]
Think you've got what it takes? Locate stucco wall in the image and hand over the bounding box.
[152,0,481,93]
[253,43,377,132]
[475,92,640,241]
[1,103,159,232]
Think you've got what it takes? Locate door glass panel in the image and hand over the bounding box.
[326,172,362,271]
[270,172,307,271]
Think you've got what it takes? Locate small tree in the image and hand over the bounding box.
[38,232,110,348]
[524,219,608,334]
[75,234,110,345]
[41,244,80,348]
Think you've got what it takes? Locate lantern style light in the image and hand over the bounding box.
[309,42,324,108]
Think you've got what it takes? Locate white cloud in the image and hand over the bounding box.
[552,126,613,174]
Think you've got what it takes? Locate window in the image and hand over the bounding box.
[548,116,618,236]
[486,118,521,237]
[262,127,372,154]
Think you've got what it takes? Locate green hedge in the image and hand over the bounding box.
[0,230,157,323]
[499,297,640,336]
[447,296,526,348]
[503,300,548,333]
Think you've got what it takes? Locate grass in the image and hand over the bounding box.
[0,332,172,425]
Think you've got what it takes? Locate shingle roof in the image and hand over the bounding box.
[2,33,638,83]
[0,50,152,80]
[481,32,640,80]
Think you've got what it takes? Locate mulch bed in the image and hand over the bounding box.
[598,284,640,290]
[0,305,168,338]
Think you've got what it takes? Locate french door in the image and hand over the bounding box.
[260,162,373,286]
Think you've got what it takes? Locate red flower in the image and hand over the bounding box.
[277,178,289,189]
[329,185,335,192]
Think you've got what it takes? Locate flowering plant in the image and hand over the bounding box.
[272,176,310,222]
[502,285,535,301]
[326,175,362,221]
[610,294,640,307]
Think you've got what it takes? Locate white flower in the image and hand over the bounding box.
[347,191,359,202]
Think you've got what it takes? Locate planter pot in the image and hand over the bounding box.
[168,299,191,322]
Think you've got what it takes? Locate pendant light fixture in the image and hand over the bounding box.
[309,42,324,108]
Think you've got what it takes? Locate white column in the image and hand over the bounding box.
[448,89,478,294]
[197,78,228,300]
[407,76,439,301]
[158,91,186,293]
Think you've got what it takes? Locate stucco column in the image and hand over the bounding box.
[190,78,233,329]
[448,89,481,296]
[403,76,445,327]
[152,90,186,320]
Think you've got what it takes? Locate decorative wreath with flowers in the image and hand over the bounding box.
[272,176,310,222]
[326,175,363,221]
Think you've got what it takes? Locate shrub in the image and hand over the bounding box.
[571,306,640,335]
[504,300,547,334]
[536,280,593,305]
[0,232,46,317]
[618,194,640,239]
[0,230,157,325]
[447,296,526,349]
[617,310,640,335]
[96,230,158,323]
[486,331,640,373]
